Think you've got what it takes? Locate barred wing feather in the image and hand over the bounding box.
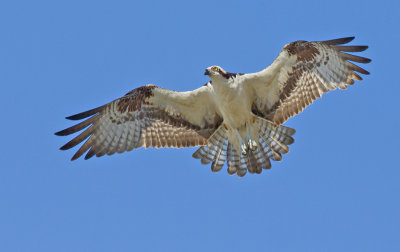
[250,37,371,124]
[55,84,222,160]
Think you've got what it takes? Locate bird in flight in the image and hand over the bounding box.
[55,37,370,177]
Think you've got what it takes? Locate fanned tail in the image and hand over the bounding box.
[192,125,229,172]
[192,117,296,177]
[256,117,295,161]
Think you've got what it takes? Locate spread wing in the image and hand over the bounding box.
[55,83,222,160]
[247,37,371,124]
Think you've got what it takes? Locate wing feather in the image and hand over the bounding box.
[320,36,355,45]
[55,84,222,160]
[249,37,370,124]
[339,52,371,63]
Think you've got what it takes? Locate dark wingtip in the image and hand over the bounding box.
[55,128,74,136]
[66,105,105,120]
[66,114,81,120]
[358,45,368,52]
[54,131,64,136]
[55,115,99,137]
[58,127,94,153]
[322,36,355,45]
[333,45,369,52]
[60,144,70,151]
[71,150,84,161]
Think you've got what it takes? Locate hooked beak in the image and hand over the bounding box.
[204,69,210,76]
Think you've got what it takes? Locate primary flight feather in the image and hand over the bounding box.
[55,37,370,177]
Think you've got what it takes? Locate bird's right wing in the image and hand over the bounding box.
[55,83,222,160]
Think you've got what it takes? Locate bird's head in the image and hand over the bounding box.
[204,65,228,79]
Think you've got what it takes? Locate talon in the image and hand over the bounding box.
[240,144,248,156]
[245,125,257,152]
[248,139,257,151]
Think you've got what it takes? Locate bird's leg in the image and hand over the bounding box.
[236,130,248,156]
[246,125,258,151]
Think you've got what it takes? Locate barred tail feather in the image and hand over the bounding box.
[192,125,228,166]
[193,117,295,177]
[226,144,240,175]
[211,139,229,172]
[248,146,266,173]
[243,151,258,175]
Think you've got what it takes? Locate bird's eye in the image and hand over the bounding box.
[212,67,219,71]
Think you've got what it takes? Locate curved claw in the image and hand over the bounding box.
[248,139,258,151]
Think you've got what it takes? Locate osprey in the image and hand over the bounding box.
[55,37,370,177]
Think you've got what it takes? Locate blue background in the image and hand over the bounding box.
[1,0,399,251]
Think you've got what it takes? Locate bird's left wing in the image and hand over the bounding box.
[245,37,371,124]
[55,84,222,160]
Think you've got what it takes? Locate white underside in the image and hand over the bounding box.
[209,75,262,153]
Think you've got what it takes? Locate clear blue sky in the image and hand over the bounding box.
[1,0,399,251]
